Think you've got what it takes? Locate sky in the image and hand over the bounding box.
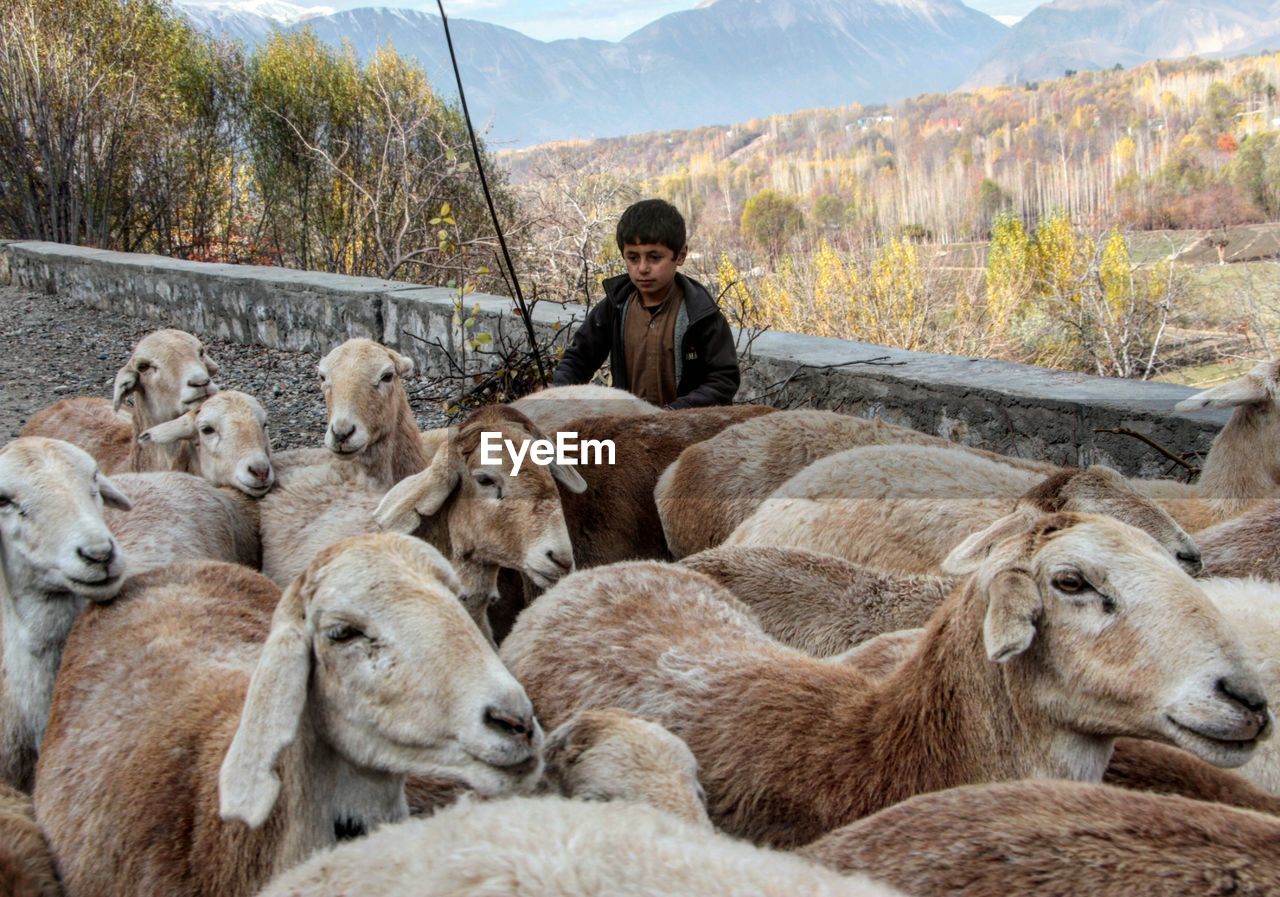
[287,0,1041,40]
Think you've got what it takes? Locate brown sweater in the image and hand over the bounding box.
[622,284,681,406]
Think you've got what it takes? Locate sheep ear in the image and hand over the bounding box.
[541,716,590,794]
[389,348,415,377]
[1175,369,1270,411]
[983,569,1042,663]
[941,507,1037,575]
[374,442,461,533]
[219,574,314,828]
[112,367,140,413]
[139,412,197,446]
[204,354,220,377]
[97,474,132,511]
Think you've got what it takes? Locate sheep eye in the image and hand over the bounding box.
[0,495,11,509]
[1053,572,1087,594]
[326,625,363,644]
[200,425,216,436]
[135,361,152,373]
[379,371,394,383]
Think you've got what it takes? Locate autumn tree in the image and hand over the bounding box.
[740,189,803,255]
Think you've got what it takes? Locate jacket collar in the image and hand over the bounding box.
[602,272,720,325]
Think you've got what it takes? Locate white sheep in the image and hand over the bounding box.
[655,408,1057,558]
[725,450,1202,576]
[21,329,219,474]
[510,384,660,434]
[34,534,544,897]
[256,796,904,897]
[136,390,275,497]
[798,779,1280,897]
[0,438,130,791]
[501,512,1269,847]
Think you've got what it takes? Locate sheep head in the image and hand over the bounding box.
[112,330,218,425]
[0,438,130,603]
[140,391,274,497]
[373,406,582,632]
[543,709,711,830]
[317,339,414,458]
[1017,466,1202,574]
[219,533,542,829]
[945,511,1272,770]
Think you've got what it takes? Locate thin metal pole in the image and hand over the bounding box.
[436,0,546,385]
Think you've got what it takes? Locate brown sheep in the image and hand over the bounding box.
[556,404,775,569]
[0,783,60,897]
[510,385,660,433]
[726,449,1202,576]
[21,329,218,474]
[501,513,1269,847]
[34,537,543,897]
[1198,500,1280,580]
[798,779,1280,897]
[655,409,1056,558]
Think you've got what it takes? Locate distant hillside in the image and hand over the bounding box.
[966,0,1280,86]
[503,53,1280,243]
[179,0,1007,146]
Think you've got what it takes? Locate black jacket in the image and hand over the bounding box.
[551,272,740,409]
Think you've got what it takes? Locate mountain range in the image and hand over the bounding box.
[176,0,1280,147]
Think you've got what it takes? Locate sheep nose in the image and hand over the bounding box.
[545,549,572,573]
[330,422,356,444]
[1217,676,1269,715]
[188,374,210,388]
[247,461,272,481]
[1176,550,1203,575]
[78,543,115,567]
[484,706,536,742]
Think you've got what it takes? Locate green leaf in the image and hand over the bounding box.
[441,201,452,216]
[474,331,492,346]
[464,317,476,329]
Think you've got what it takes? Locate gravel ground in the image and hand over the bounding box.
[0,285,451,447]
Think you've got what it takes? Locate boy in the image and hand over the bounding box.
[551,199,740,409]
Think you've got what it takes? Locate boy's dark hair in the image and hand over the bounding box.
[615,199,686,254]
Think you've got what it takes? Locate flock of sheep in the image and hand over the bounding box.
[1,325,1280,896]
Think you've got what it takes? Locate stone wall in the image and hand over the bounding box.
[0,239,1229,475]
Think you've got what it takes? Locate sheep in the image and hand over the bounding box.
[725,454,1203,576]
[272,339,427,489]
[1131,358,1280,531]
[0,438,130,792]
[510,384,660,433]
[555,404,776,570]
[681,546,950,657]
[1198,500,1280,580]
[105,472,261,574]
[135,390,275,497]
[501,512,1270,847]
[817,573,1280,798]
[405,707,711,826]
[256,796,904,897]
[21,329,218,474]
[34,534,544,897]
[655,409,1057,558]
[0,783,61,897]
[797,780,1280,897]
[261,406,585,643]
[541,708,710,829]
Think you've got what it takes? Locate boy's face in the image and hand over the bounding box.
[622,242,687,306]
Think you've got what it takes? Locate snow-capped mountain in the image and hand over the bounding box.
[966,0,1280,87]
[176,0,333,45]
[178,0,1006,146]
